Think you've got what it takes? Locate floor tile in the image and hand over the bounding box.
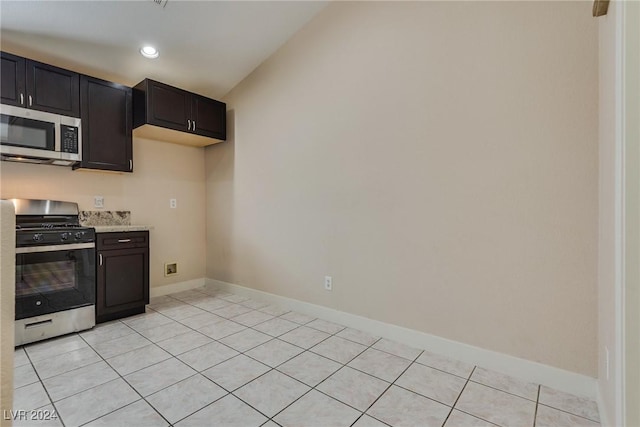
[155,304,207,321]
[191,297,232,312]
[240,298,271,310]
[14,348,29,367]
[253,317,299,337]
[149,295,178,305]
[259,304,291,316]
[137,321,192,343]
[396,362,466,406]
[178,312,224,329]
[231,310,274,327]
[202,354,271,391]
[13,381,50,411]
[306,318,345,334]
[155,330,213,356]
[212,303,253,318]
[538,386,600,422]
[32,346,101,379]
[310,336,366,364]
[220,294,251,303]
[317,367,389,411]
[352,415,389,427]
[147,299,185,312]
[277,351,342,387]
[196,319,247,340]
[177,341,239,371]
[89,332,152,359]
[455,381,536,427]
[175,394,267,427]
[348,348,412,382]
[535,404,601,427]
[123,312,173,331]
[170,289,207,302]
[125,358,196,396]
[280,311,315,325]
[146,374,227,423]
[80,322,135,346]
[416,350,475,379]
[245,339,303,367]
[336,328,380,346]
[84,399,169,427]
[14,363,39,389]
[471,367,538,401]
[54,378,139,427]
[274,389,361,427]
[373,338,422,360]
[43,361,118,401]
[235,370,310,417]
[25,334,88,362]
[368,385,450,427]
[106,344,172,376]
[219,329,272,352]
[279,326,330,349]
[444,410,497,426]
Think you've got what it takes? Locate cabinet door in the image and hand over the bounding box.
[192,94,226,140]
[0,52,26,107]
[26,60,80,117]
[79,76,132,172]
[147,80,190,132]
[96,247,149,323]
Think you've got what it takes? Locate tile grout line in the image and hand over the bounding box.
[533,385,541,427]
[440,365,476,427]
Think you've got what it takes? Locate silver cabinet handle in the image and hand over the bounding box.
[29,95,32,106]
[99,253,103,266]
[20,93,24,105]
[118,239,131,243]
[129,159,132,171]
[187,119,191,131]
[193,120,196,130]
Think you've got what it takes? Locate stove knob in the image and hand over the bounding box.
[61,233,70,241]
[32,234,43,242]
[75,231,84,240]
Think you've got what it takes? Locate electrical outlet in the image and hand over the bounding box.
[164,262,178,276]
[94,196,104,209]
[324,276,332,291]
[170,198,177,209]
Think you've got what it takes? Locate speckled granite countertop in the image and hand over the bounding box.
[92,225,153,233]
[79,211,152,233]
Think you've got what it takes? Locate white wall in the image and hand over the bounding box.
[206,1,599,376]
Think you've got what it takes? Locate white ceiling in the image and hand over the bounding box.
[0,0,327,99]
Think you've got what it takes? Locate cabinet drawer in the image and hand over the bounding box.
[97,231,148,250]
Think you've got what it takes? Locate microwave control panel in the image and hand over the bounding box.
[61,125,79,154]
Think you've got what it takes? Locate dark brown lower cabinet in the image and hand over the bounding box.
[96,231,149,323]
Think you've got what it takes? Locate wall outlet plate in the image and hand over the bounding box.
[170,198,177,209]
[324,276,332,291]
[94,196,104,209]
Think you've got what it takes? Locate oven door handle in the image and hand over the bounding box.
[16,242,95,254]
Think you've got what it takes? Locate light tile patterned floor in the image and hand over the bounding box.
[12,285,601,427]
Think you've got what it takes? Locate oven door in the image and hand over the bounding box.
[15,242,96,320]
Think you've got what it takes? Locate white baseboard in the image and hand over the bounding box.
[205,278,598,400]
[150,278,206,298]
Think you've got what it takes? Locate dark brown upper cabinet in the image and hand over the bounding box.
[133,79,226,147]
[75,75,132,172]
[0,52,80,117]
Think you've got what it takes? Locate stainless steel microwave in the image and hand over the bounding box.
[0,104,81,166]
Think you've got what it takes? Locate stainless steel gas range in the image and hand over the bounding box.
[12,199,96,346]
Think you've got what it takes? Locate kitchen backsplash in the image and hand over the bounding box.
[79,211,131,226]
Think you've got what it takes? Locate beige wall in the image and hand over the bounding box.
[0,138,206,289]
[205,1,599,376]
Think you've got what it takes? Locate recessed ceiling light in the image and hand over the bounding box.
[140,46,159,59]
